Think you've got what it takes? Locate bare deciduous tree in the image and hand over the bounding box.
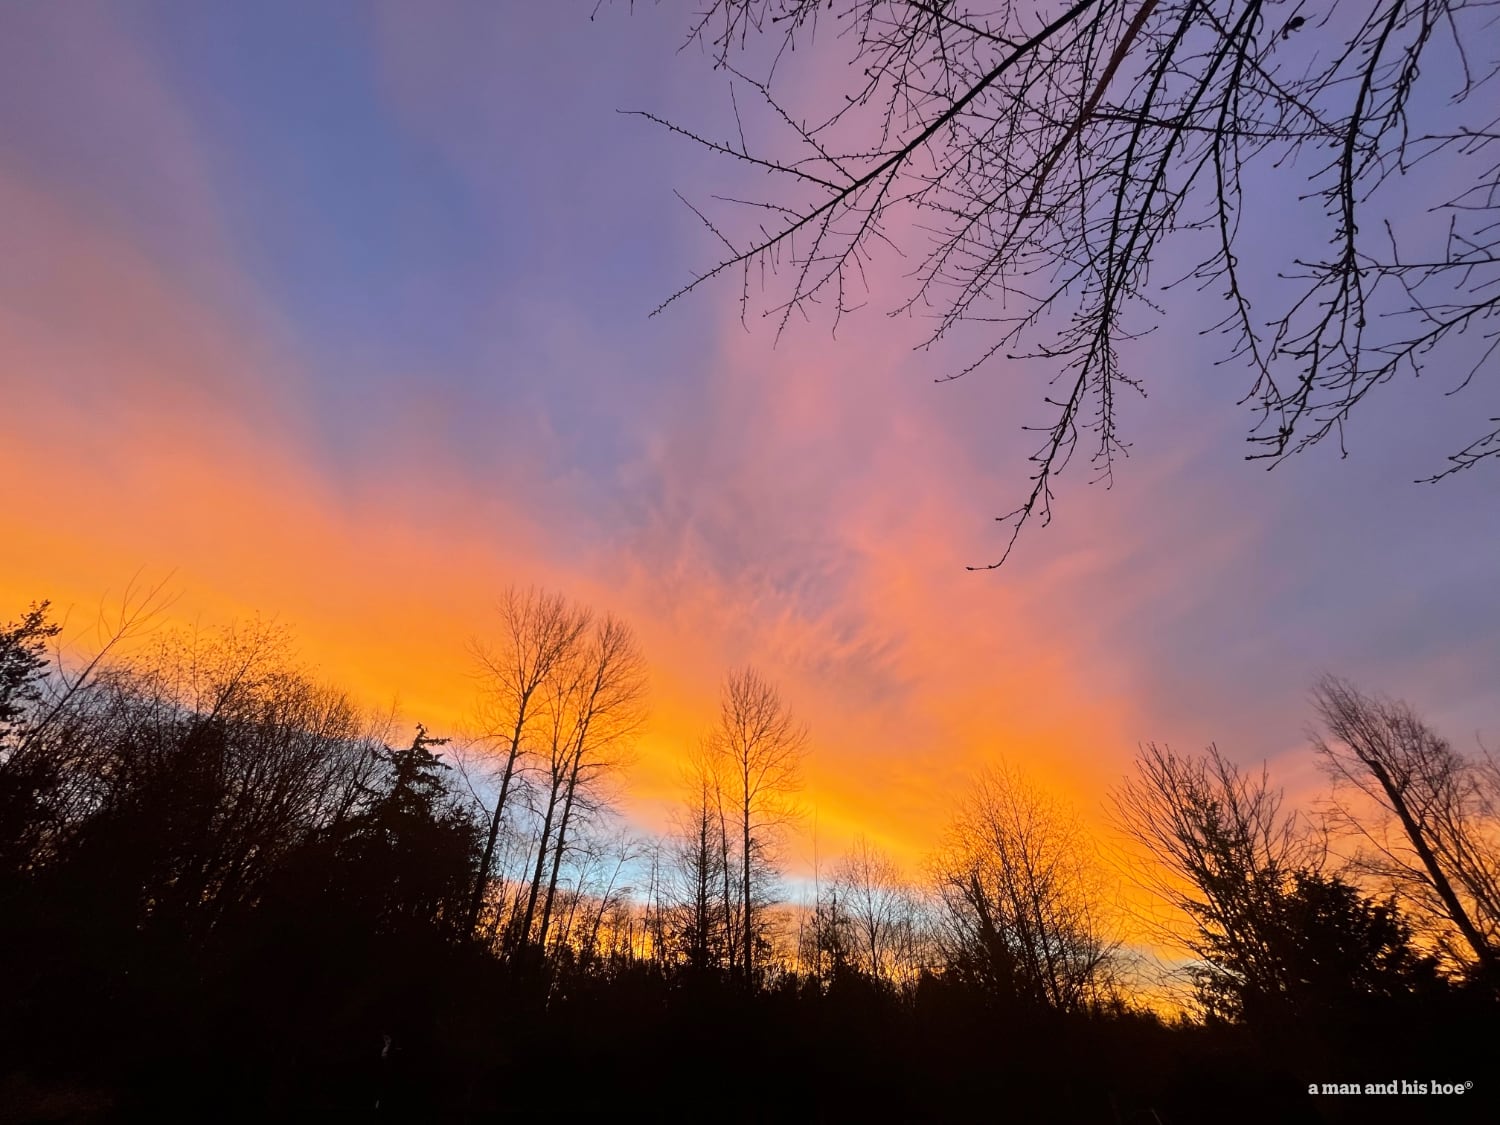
[1312,675,1500,973]
[710,666,808,984]
[466,587,591,935]
[828,836,930,990]
[935,762,1118,1010]
[635,0,1499,564]
[4,615,395,941]
[1110,742,1321,1011]
[4,575,175,772]
[528,614,647,954]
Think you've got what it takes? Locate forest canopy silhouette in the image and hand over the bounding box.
[1,589,1495,1122]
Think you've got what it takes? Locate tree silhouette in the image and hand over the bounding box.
[664,744,734,973]
[934,762,1118,1010]
[515,614,646,958]
[0,601,58,746]
[709,667,807,986]
[1194,867,1441,1026]
[1312,675,1500,976]
[3,591,1496,1120]
[826,836,929,991]
[330,726,477,939]
[0,602,61,878]
[633,0,1500,564]
[1111,742,1318,1001]
[467,587,591,937]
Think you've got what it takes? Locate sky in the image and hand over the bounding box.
[2,0,1496,882]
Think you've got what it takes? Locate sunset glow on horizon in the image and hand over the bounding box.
[4,0,1496,906]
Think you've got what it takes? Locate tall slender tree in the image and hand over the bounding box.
[710,667,807,985]
[535,615,646,953]
[466,588,590,936]
[666,744,733,973]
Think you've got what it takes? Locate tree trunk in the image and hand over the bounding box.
[518,777,562,951]
[742,762,753,985]
[537,753,584,951]
[1366,755,1496,970]
[467,700,532,935]
[719,798,736,977]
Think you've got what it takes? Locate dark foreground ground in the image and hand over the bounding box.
[2,951,1496,1125]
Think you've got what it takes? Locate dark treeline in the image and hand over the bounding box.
[1,590,1495,1123]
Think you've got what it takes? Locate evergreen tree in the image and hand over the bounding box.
[0,600,58,748]
[1195,868,1442,1026]
[337,725,478,940]
[0,602,61,877]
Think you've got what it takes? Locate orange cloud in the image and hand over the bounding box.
[4,232,1151,890]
